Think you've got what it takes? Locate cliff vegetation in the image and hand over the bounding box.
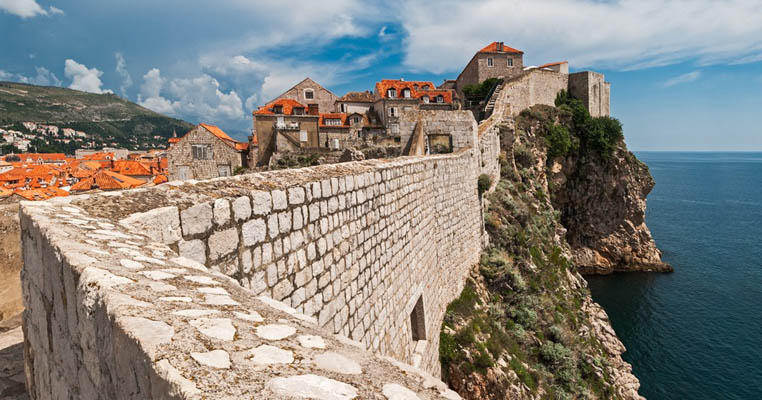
[440,97,663,398]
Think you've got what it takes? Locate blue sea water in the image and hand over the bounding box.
[585,152,762,400]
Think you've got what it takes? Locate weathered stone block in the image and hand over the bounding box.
[232,196,252,221]
[120,206,182,244]
[181,203,213,236]
[208,228,239,261]
[252,191,272,215]
[213,199,231,226]
[242,218,267,247]
[178,239,207,265]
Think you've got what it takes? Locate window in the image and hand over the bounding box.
[390,124,399,134]
[304,89,314,99]
[436,95,444,103]
[421,96,430,104]
[293,107,304,115]
[387,88,396,98]
[351,116,361,124]
[340,103,346,112]
[299,130,308,142]
[421,84,429,90]
[507,57,513,67]
[388,107,397,117]
[330,138,340,149]
[487,57,493,67]
[191,144,212,160]
[273,105,283,114]
[217,165,231,177]
[410,296,425,341]
[325,118,342,126]
[402,88,411,98]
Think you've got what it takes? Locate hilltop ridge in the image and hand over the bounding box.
[0,81,193,152]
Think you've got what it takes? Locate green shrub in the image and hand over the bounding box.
[463,78,500,99]
[581,116,623,158]
[540,341,572,368]
[544,123,573,160]
[478,173,493,196]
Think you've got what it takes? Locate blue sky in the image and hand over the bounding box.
[1,0,762,150]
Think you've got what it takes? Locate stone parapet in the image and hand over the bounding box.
[20,198,462,399]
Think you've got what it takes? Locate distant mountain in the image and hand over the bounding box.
[0,81,194,152]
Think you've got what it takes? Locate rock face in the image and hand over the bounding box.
[549,138,672,274]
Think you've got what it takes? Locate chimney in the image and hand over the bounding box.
[308,104,319,115]
[497,42,504,51]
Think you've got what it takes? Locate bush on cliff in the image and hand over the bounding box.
[553,90,624,159]
[463,78,501,100]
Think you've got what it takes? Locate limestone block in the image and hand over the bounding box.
[314,352,362,375]
[267,374,357,400]
[208,228,239,261]
[213,199,231,226]
[268,214,279,238]
[119,206,181,244]
[178,240,207,265]
[181,203,213,236]
[252,191,272,215]
[272,190,287,211]
[232,196,252,221]
[288,187,305,205]
[118,316,174,359]
[242,218,267,246]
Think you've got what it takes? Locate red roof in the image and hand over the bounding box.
[175,124,248,152]
[375,80,454,104]
[319,113,349,128]
[111,160,153,176]
[168,137,180,144]
[478,42,523,54]
[153,174,168,184]
[254,99,308,115]
[71,170,146,192]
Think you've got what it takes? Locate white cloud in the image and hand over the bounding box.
[0,0,46,17]
[137,68,244,123]
[0,0,63,17]
[0,66,61,86]
[398,0,762,73]
[663,71,702,87]
[64,59,111,94]
[115,52,133,96]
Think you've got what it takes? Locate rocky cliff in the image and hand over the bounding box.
[440,99,665,399]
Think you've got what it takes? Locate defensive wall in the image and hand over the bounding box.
[494,69,610,118]
[20,111,502,398]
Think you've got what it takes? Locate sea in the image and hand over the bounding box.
[585,152,762,400]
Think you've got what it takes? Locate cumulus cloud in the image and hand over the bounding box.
[137,68,244,124]
[0,0,63,17]
[64,59,111,94]
[663,71,702,87]
[398,0,762,73]
[0,66,61,86]
[115,52,133,96]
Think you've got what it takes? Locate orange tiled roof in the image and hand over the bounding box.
[112,160,153,176]
[11,153,66,162]
[153,174,168,184]
[71,170,146,192]
[478,42,523,54]
[319,113,349,129]
[168,137,180,144]
[81,152,115,161]
[200,123,236,142]
[0,187,12,197]
[538,61,568,68]
[375,79,454,104]
[254,99,308,115]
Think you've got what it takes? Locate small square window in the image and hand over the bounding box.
[487,57,493,67]
[391,124,399,134]
[299,130,308,142]
[304,90,314,99]
[507,57,513,67]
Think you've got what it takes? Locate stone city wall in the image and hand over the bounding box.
[21,111,502,397]
[501,69,569,116]
[20,199,461,399]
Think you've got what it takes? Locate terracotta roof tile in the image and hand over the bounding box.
[478,42,523,54]
[538,61,568,68]
[254,99,308,115]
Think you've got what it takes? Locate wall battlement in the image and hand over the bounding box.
[21,111,502,398]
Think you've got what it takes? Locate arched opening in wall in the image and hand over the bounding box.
[410,295,426,341]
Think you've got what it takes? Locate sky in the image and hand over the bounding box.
[1,0,762,151]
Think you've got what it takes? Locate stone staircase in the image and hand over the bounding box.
[483,81,505,118]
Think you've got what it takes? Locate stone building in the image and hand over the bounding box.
[568,71,611,117]
[264,77,338,115]
[372,79,456,137]
[167,123,249,181]
[253,99,320,166]
[455,41,525,98]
